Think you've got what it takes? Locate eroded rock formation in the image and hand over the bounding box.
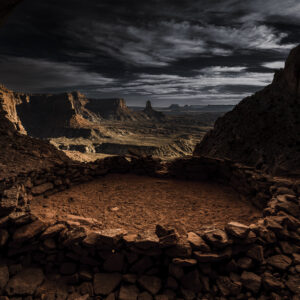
[194,45,300,177]
[86,98,136,121]
[143,100,166,122]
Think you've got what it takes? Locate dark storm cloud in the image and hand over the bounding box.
[0,0,299,105]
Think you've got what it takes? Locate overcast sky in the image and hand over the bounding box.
[0,0,299,106]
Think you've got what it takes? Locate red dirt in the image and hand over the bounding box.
[31,174,261,234]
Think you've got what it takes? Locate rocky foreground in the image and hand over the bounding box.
[194,45,300,177]
[0,156,298,299]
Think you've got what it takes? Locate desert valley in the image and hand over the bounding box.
[0,1,299,300]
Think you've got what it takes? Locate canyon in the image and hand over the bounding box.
[0,2,299,300]
[0,85,219,161]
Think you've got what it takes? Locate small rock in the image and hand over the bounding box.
[155,224,175,237]
[267,255,292,270]
[286,275,300,294]
[158,233,179,248]
[292,253,300,264]
[187,232,210,252]
[225,222,250,239]
[241,271,261,294]
[216,276,242,296]
[194,247,232,263]
[180,287,195,300]
[237,257,253,269]
[79,269,93,281]
[134,232,160,250]
[40,223,66,239]
[180,269,202,293]
[172,258,197,267]
[119,285,139,300]
[13,220,46,242]
[93,273,122,295]
[168,264,184,280]
[164,238,192,258]
[138,275,162,295]
[166,276,178,290]
[43,238,56,250]
[130,257,153,275]
[263,272,284,290]
[123,274,137,284]
[5,268,44,296]
[246,245,265,263]
[203,229,229,248]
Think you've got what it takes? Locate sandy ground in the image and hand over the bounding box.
[31,174,261,234]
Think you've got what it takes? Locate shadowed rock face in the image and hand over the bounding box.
[0,87,102,138]
[86,98,136,121]
[143,100,166,122]
[194,45,300,177]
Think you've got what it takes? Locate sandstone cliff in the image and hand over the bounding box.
[86,98,136,121]
[17,91,101,137]
[194,45,300,177]
[0,87,103,138]
[0,87,70,178]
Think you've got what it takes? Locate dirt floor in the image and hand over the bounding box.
[31,174,262,234]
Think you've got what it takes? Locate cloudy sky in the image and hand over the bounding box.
[0,0,299,106]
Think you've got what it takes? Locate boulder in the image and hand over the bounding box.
[164,238,192,258]
[216,276,242,296]
[241,271,261,294]
[237,257,253,269]
[286,275,300,294]
[93,273,122,295]
[134,231,160,250]
[246,245,265,263]
[138,276,162,295]
[203,229,229,248]
[119,285,139,300]
[267,255,292,270]
[262,272,284,290]
[292,253,300,264]
[180,270,202,293]
[40,223,66,239]
[187,232,210,251]
[225,222,250,239]
[5,268,44,296]
[13,219,46,242]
